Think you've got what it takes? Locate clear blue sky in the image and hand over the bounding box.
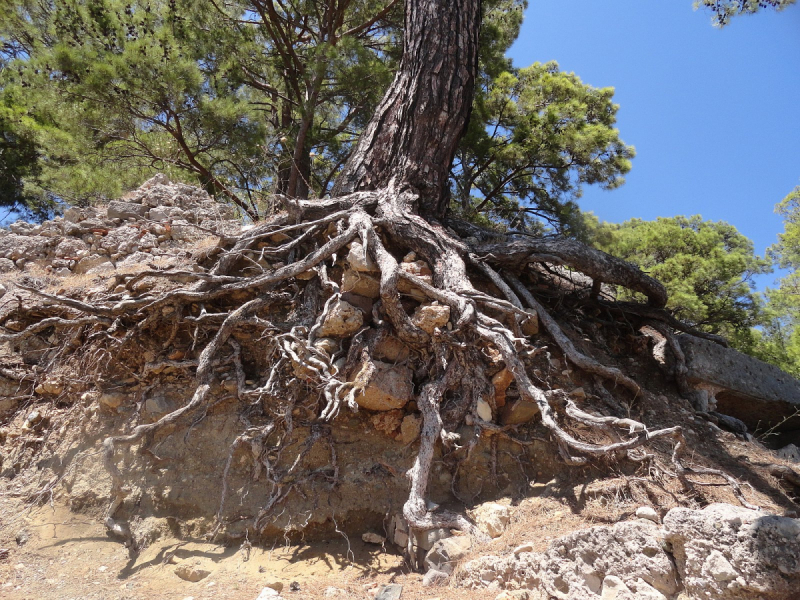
[508,0,800,287]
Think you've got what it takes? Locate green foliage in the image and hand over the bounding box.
[695,0,796,26]
[750,187,800,377]
[453,62,634,237]
[591,215,770,342]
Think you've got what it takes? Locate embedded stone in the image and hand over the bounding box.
[346,240,378,272]
[318,300,364,338]
[342,268,380,298]
[355,360,413,411]
[411,303,450,334]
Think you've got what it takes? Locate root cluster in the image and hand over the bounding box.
[0,186,762,554]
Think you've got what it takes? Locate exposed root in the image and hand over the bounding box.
[1,183,763,559]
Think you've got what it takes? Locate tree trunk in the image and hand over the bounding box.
[332,0,481,218]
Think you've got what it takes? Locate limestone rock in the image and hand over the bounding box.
[355,360,413,411]
[400,414,422,444]
[98,392,126,410]
[341,268,380,298]
[55,237,90,259]
[776,443,800,463]
[255,587,283,599]
[318,300,364,338]
[398,259,433,301]
[107,200,148,220]
[374,335,410,362]
[635,506,659,523]
[500,399,540,426]
[472,502,511,539]
[362,532,386,545]
[174,562,211,582]
[346,241,378,272]
[35,379,64,396]
[422,568,450,587]
[461,518,677,598]
[411,303,450,334]
[74,255,113,275]
[664,503,800,600]
[371,409,404,436]
[425,535,472,574]
[374,583,402,600]
[492,368,513,408]
[476,398,493,422]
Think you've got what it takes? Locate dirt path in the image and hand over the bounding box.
[0,503,492,600]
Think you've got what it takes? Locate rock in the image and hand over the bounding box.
[0,258,16,273]
[313,338,339,357]
[663,503,800,600]
[318,300,364,338]
[35,379,63,396]
[14,531,29,546]
[347,241,379,272]
[174,562,211,582]
[374,335,410,362]
[521,311,539,336]
[476,398,493,422]
[144,394,172,416]
[425,535,472,574]
[262,581,284,593]
[678,334,800,432]
[74,255,114,274]
[98,392,126,410]
[512,542,534,556]
[400,414,422,444]
[374,584,402,600]
[776,443,800,463]
[472,502,511,539]
[495,592,532,600]
[341,269,380,298]
[492,368,513,408]
[500,399,540,426]
[362,532,386,545]
[461,518,677,598]
[371,409,404,435]
[107,200,148,220]
[600,575,634,600]
[323,587,346,597]
[354,360,413,411]
[255,587,282,599]
[415,528,451,552]
[570,387,587,400]
[635,506,659,523]
[411,303,450,334]
[422,568,449,587]
[55,238,90,259]
[398,260,433,300]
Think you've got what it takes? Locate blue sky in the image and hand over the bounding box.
[508,0,800,288]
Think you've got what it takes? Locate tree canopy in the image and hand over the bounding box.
[590,214,771,346]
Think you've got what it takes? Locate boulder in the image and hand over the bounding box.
[664,503,800,600]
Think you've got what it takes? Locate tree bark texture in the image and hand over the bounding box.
[332,0,480,217]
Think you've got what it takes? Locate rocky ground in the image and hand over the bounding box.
[1,176,799,600]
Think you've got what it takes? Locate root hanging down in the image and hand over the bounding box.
[2,184,762,554]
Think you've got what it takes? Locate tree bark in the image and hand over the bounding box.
[332,0,481,217]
